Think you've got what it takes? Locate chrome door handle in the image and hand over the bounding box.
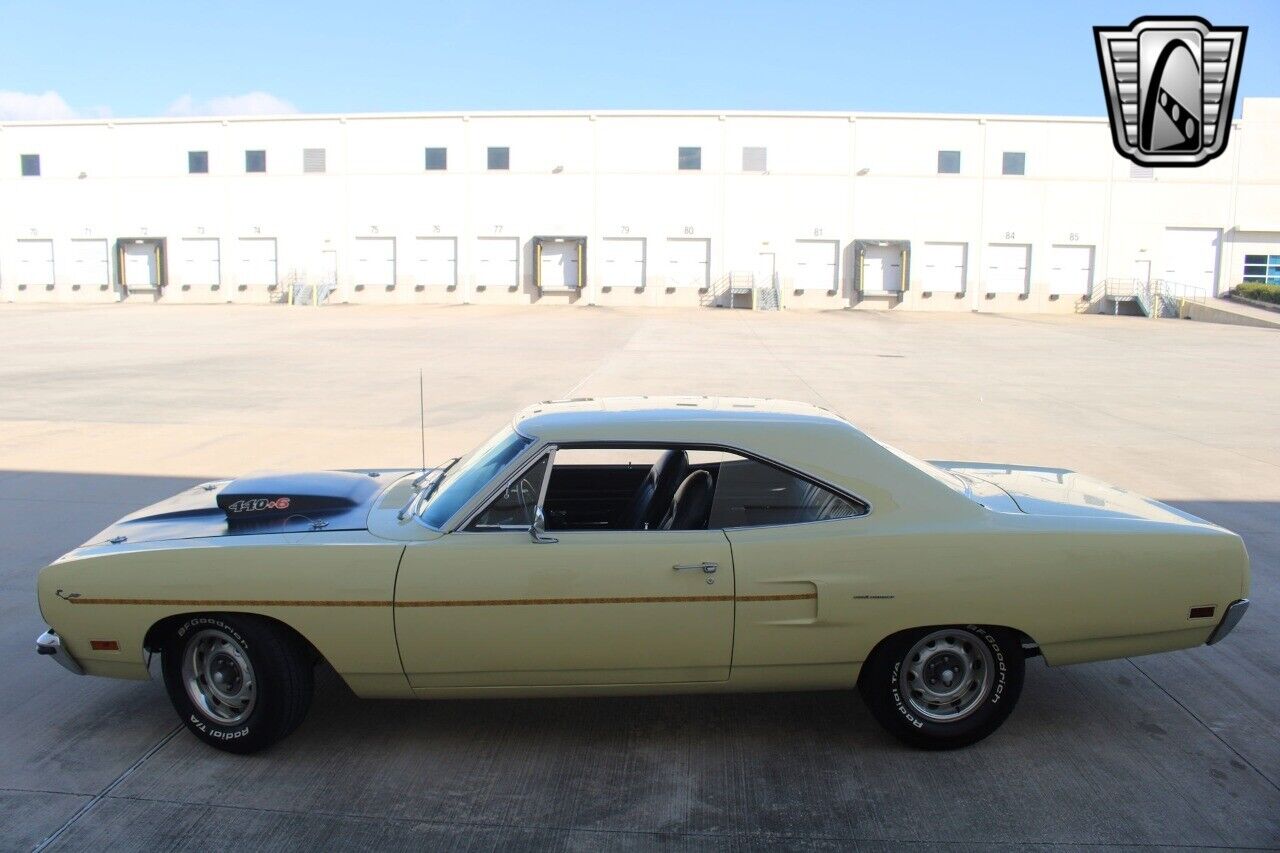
[673,561,718,574]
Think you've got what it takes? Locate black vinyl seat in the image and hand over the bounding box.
[659,470,714,530]
[619,449,688,530]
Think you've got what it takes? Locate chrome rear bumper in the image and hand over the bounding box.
[36,629,84,675]
[1206,598,1250,646]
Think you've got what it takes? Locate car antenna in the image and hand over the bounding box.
[419,368,427,473]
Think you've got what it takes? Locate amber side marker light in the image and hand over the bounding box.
[1188,606,1216,620]
[89,640,119,651]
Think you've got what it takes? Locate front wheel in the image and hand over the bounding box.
[858,625,1024,749]
[161,614,314,754]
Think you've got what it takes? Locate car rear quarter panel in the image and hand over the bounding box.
[728,509,1247,677]
[38,534,411,697]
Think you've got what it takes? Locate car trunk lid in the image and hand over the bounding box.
[935,463,1217,527]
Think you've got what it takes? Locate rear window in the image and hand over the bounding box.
[708,457,864,528]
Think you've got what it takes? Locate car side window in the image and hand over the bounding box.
[706,457,864,528]
[468,454,550,530]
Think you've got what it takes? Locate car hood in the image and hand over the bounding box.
[80,469,411,547]
[934,462,1217,527]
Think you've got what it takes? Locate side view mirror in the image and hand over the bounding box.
[529,507,558,544]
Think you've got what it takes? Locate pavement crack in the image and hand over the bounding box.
[1126,657,1280,794]
[30,723,183,852]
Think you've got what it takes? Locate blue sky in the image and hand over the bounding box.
[0,1,1275,119]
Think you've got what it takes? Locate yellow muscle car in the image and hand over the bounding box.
[35,397,1250,753]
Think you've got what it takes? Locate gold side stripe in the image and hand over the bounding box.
[737,593,817,602]
[68,597,393,607]
[67,592,817,608]
[399,594,736,607]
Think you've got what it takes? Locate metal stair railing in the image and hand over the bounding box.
[756,272,780,311]
[1100,278,1208,318]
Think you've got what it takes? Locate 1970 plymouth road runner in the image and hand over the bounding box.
[36,397,1250,753]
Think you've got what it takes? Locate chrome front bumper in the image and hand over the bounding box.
[36,629,84,675]
[1206,598,1250,646]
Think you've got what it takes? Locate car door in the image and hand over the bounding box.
[394,449,735,690]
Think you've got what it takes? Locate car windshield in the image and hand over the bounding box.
[418,427,533,529]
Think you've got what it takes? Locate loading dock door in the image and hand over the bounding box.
[237,238,278,287]
[356,237,396,287]
[181,238,220,286]
[1048,245,1094,295]
[920,242,966,292]
[984,244,1030,294]
[665,238,710,289]
[476,237,519,289]
[16,239,54,286]
[862,246,902,292]
[415,237,456,288]
[71,239,109,286]
[794,240,838,291]
[538,241,580,292]
[1161,227,1219,295]
[602,238,645,289]
[124,243,158,288]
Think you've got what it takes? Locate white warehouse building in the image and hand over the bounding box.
[1,99,1278,312]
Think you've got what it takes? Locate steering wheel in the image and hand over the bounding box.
[516,478,536,520]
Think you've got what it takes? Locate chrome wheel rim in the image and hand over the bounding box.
[899,629,994,723]
[181,628,256,725]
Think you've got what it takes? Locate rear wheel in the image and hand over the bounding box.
[858,625,1023,749]
[161,614,313,754]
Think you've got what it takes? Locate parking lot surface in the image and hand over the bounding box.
[2,303,1277,851]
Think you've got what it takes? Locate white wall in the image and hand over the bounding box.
[1,101,1277,309]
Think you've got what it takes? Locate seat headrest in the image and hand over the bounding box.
[660,470,714,530]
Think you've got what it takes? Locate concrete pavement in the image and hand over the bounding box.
[1,303,1277,850]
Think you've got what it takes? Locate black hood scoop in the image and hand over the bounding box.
[217,471,383,524]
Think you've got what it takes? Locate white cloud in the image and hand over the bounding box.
[165,91,299,117]
[0,90,79,121]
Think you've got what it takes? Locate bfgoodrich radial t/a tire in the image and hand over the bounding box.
[858,625,1024,749]
[161,613,314,754]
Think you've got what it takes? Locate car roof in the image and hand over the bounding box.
[513,396,851,444]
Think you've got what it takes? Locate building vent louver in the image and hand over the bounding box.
[303,148,327,174]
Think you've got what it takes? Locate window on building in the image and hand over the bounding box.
[678,147,702,170]
[303,148,326,173]
[245,150,267,173]
[20,154,40,176]
[742,146,767,172]
[188,151,209,174]
[1243,255,1280,285]
[425,147,447,170]
[937,150,961,174]
[1002,151,1025,175]
[487,147,509,170]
